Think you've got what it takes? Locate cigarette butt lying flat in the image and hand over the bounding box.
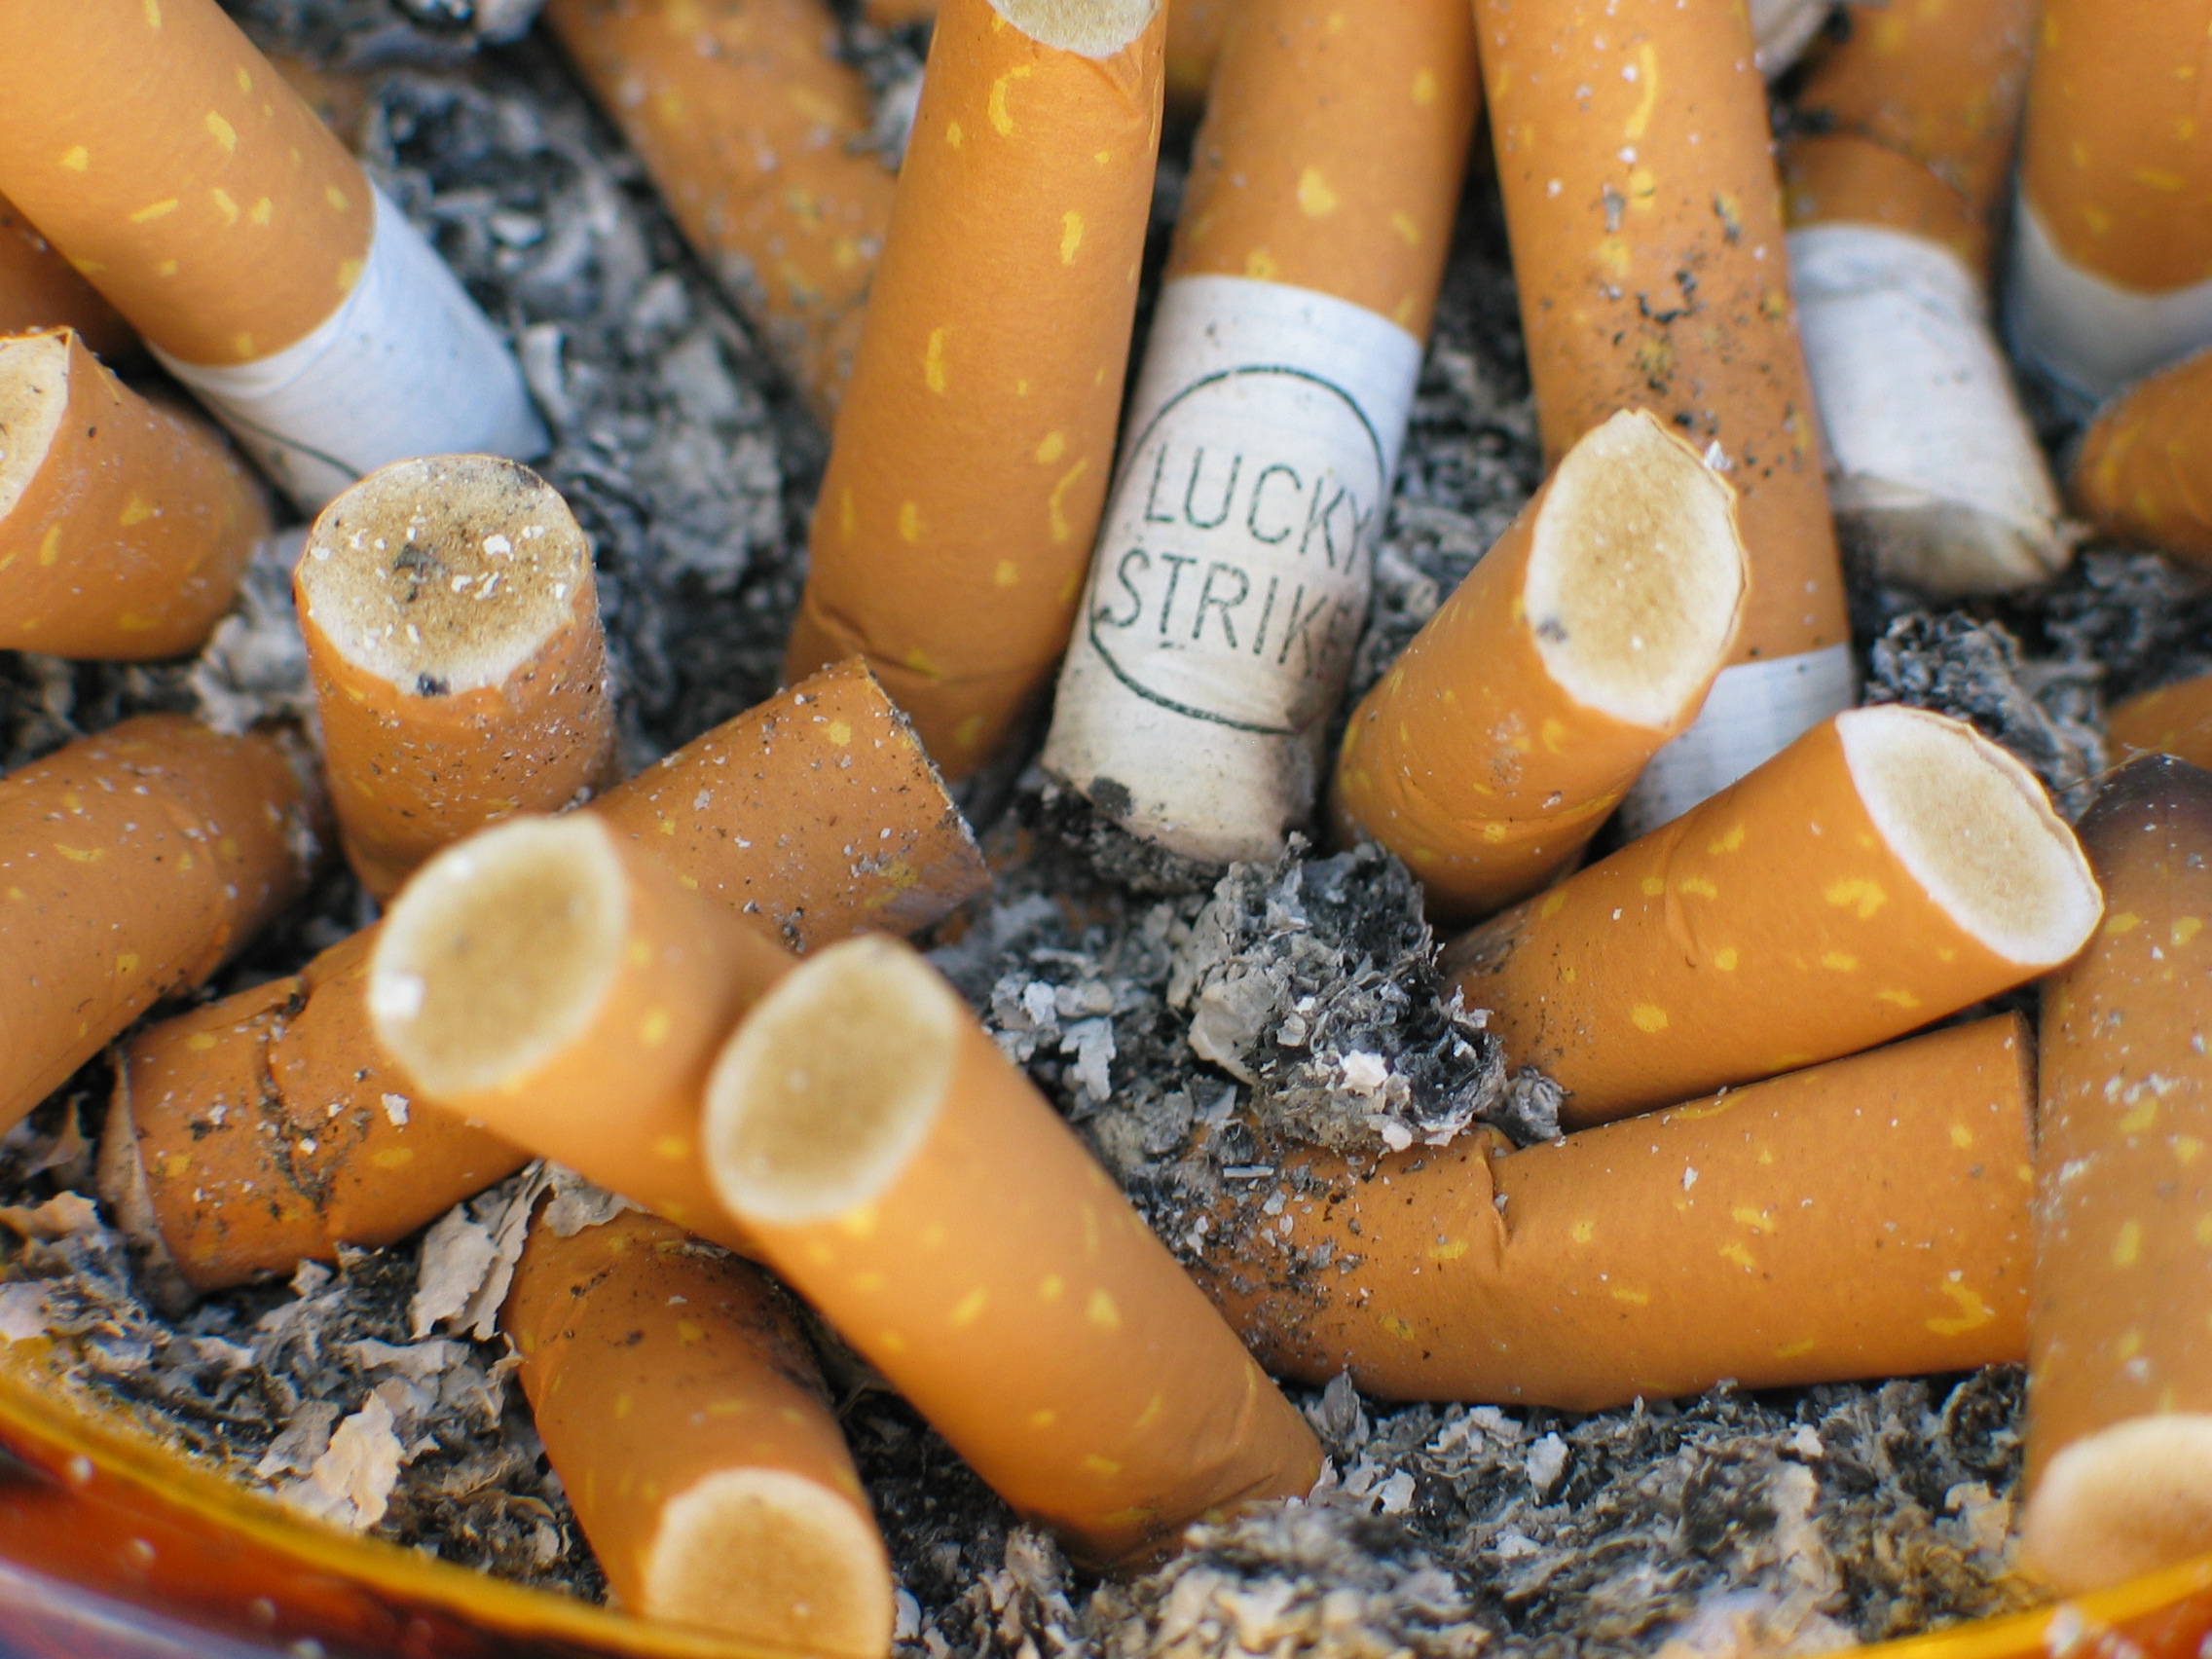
[1445,705,2102,1128]
[1783,0,2061,597]
[2025,757,2212,1593]
[1197,1015,2034,1411]
[1477,0,1854,837]
[1332,410,1745,923]
[0,0,544,508]
[296,456,616,900]
[0,328,270,659]
[2070,346,2212,570]
[0,192,135,361]
[784,0,1165,776]
[2109,672,2212,773]
[0,716,316,1134]
[1041,0,1479,861]
[545,0,897,423]
[704,934,1322,1568]
[2007,0,2212,404]
[507,1207,892,1652]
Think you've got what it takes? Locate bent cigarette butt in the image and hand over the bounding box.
[2071,346,2212,571]
[784,0,1165,775]
[1040,0,1478,862]
[2109,671,2212,774]
[371,814,793,1253]
[0,0,545,508]
[545,0,897,422]
[1445,704,2101,1128]
[0,328,271,659]
[296,456,615,900]
[1331,410,1746,922]
[1476,0,1853,834]
[2024,757,2212,1593]
[506,1206,893,1652]
[0,192,136,361]
[1198,1015,2034,1411]
[703,934,1322,1568]
[0,716,316,1133]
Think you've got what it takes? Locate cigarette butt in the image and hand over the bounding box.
[1782,0,2062,596]
[544,0,897,422]
[370,814,793,1254]
[702,934,1323,1568]
[2007,0,2212,404]
[1197,1014,2035,1411]
[0,191,136,361]
[506,1206,893,1652]
[1445,704,2101,1128]
[1040,0,1478,861]
[784,0,1165,776]
[0,0,545,508]
[295,456,616,900]
[1331,409,1746,922]
[1476,0,1854,835]
[2023,756,2212,1592]
[0,327,271,659]
[2071,345,2212,570]
[2109,671,2212,774]
[860,0,1235,114]
[0,715,316,1133]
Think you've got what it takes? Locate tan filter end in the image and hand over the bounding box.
[2025,1416,2212,1593]
[987,0,1160,55]
[1839,705,2102,967]
[0,333,66,521]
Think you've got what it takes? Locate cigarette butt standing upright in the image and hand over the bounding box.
[1783,0,2061,596]
[296,456,615,900]
[1041,0,1479,862]
[1331,410,1746,923]
[1198,1015,2035,1410]
[545,0,897,423]
[2109,670,2212,773]
[2071,346,2212,570]
[1446,705,2101,1128]
[1477,0,1854,838]
[0,716,315,1132]
[0,191,135,359]
[0,0,545,509]
[506,1207,893,1652]
[704,935,1322,1567]
[784,0,1165,776]
[2025,757,2212,1592]
[2007,0,2212,405]
[0,329,270,659]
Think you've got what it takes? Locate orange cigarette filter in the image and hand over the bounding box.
[784,0,1166,776]
[506,1207,893,1653]
[544,0,897,423]
[0,191,135,360]
[2110,671,2212,775]
[703,934,1322,1568]
[1197,1014,2035,1411]
[1331,409,1746,924]
[2071,346,2212,571]
[0,328,270,660]
[296,456,616,901]
[0,715,316,1134]
[2025,757,2212,1594]
[1476,0,1852,834]
[1445,704,2102,1129]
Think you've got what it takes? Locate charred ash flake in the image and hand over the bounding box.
[0,1,2205,1653]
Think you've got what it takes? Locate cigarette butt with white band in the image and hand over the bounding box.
[545,0,897,422]
[296,457,616,900]
[2110,671,2212,773]
[1331,410,1745,923]
[784,0,1165,777]
[506,1207,893,1652]
[0,328,270,659]
[1783,0,2061,596]
[0,192,135,360]
[1198,1014,2034,1410]
[703,934,1322,1568]
[2024,757,2212,1593]
[0,0,545,510]
[1444,705,2101,1128]
[1477,0,1853,838]
[1040,0,1478,863]
[0,716,316,1134]
[2007,0,2212,406]
[2071,345,2212,570]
